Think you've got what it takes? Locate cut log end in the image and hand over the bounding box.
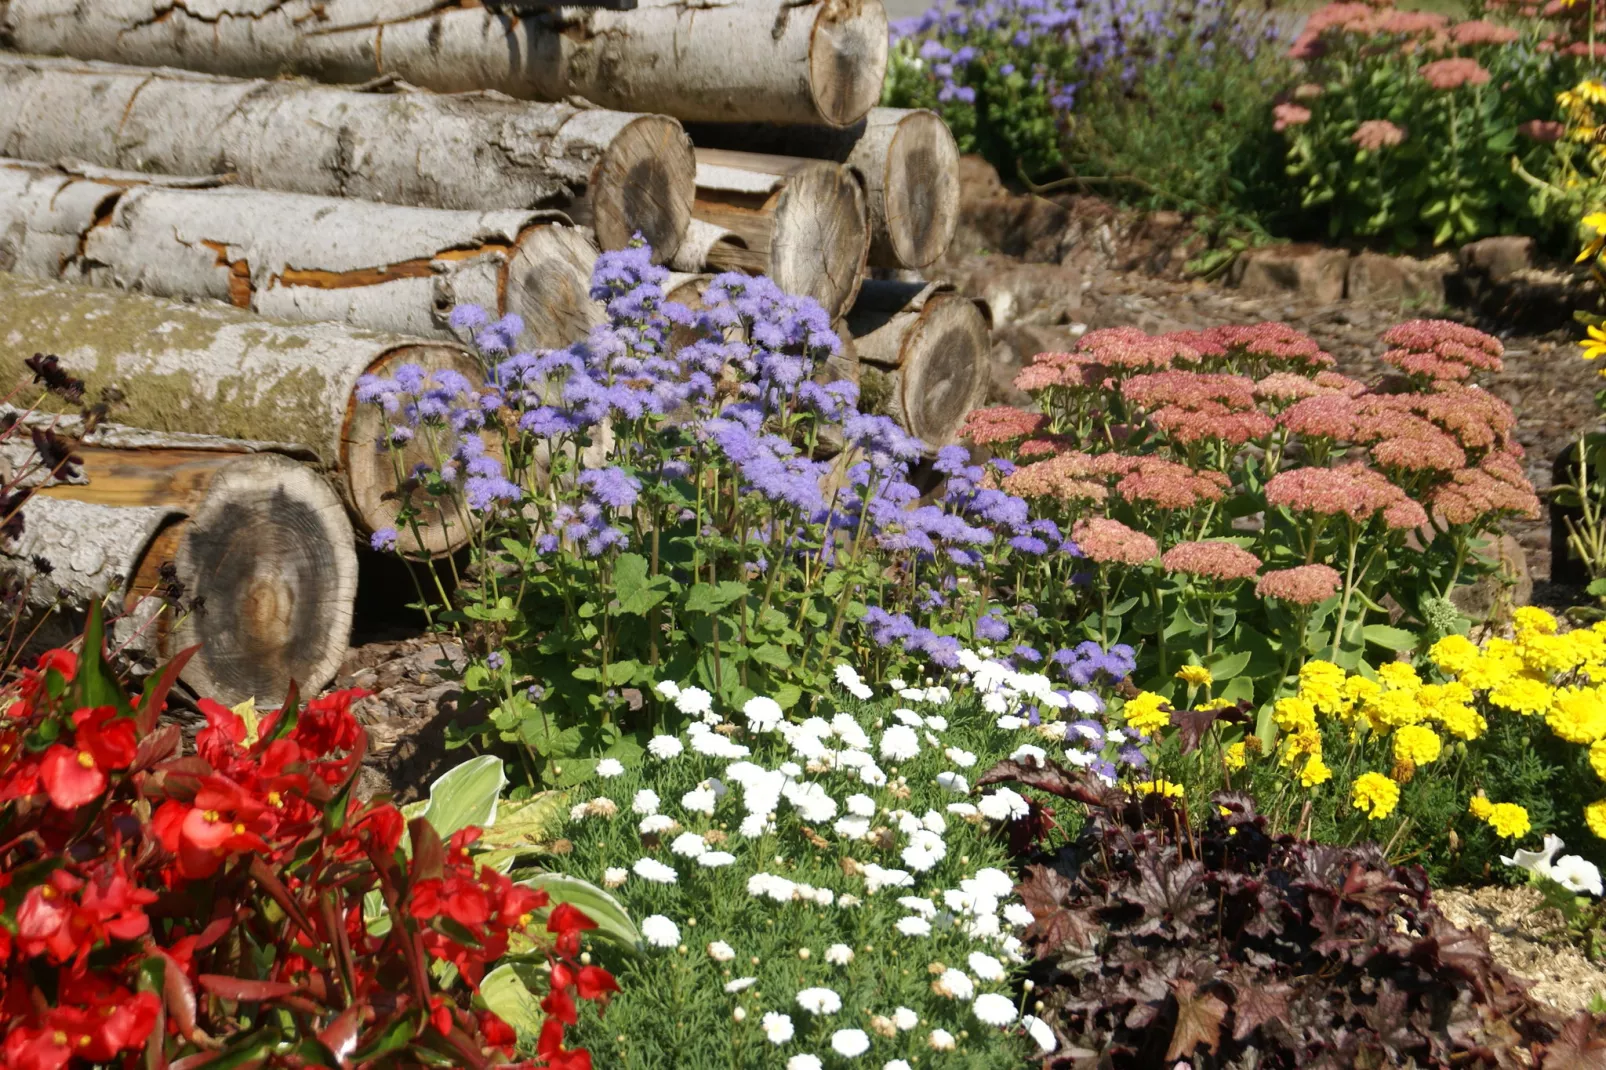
[591,115,696,261]
[881,111,961,269]
[898,295,989,447]
[770,162,868,319]
[809,0,890,127]
[502,223,604,350]
[342,343,488,557]
[159,454,357,705]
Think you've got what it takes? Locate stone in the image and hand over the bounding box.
[1447,532,1534,621]
[1346,251,1452,309]
[945,256,1083,330]
[1229,244,1350,303]
[1459,235,1534,282]
[987,323,1088,407]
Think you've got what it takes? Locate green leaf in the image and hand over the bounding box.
[71,603,130,714]
[1361,624,1420,653]
[749,643,792,670]
[519,873,641,952]
[479,963,547,1036]
[1204,650,1252,681]
[683,581,750,614]
[417,756,507,842]
[613,553,672,615]
[773,683,803,710]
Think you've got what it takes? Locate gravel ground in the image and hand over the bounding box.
[1435,884,1606,1013]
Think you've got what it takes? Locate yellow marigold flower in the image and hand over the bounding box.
[1592,739,1606,781]
[1298,660,1347,716]
[1175,664,1212,688]
[1392,724,1442,765]
[1520,633,1586,676]
[1364,688,1426,730]
[1547,686,1606,744]
[1485,802,1531,840]
[1279,726,1323,766]
[1468,795,1494,820]
[1122,691,1171,736]
[1458,652,1520,692]
[1351,772,1401,820]
[1488,676,1554,716]
[1135,778,1184,798]
[1274,695,1318,733]
[1429,634,1481,676]
[1431,701,1487,741]
[1300,754,1332,787]
[1224,741,1247,771]
[1515,606,1560,637]
[1588,800,1606,840]
[1377,662,1421,693]
[1342,674,1380,714]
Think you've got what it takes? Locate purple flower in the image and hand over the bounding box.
[976,611,1010,642]
[487,651,506,671]
[370,527,399,553]
[578,466,641,510]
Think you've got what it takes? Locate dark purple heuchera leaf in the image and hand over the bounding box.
[1164,979,1227,1060]
[1541,1013,1606,1070]
[1169,700,1252,755]
[1126,857,1207,938]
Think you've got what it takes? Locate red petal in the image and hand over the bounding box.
[576,966,620,1001]
[39,745,106,809]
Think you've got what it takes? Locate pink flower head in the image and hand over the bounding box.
[1075,327,1191,373]
[1380,319,1504,380]
[1449,19,1518,45]
[1254,372,1331,403]
[1419,58,1491,90]
[1255,564,1343,605]
[1161,540,1262,582]
[1102,455,1229,511]
[1519,119,1565,142]
[1289,2,1377,58]
[1265,464,1427,529]
[1370,428,1468,472]
[1122,371,1258,412]
[1407,384,1519,453]
[1315,370,1369,396]
[1169,323,1333,374]
[1377,9,1449,36]
[1013,351,1104,393]
[962,406,1047,446]
[1278,393,1361,441]
[1072,517,1159,566]
[1003,451,1108,503]
[1351,119,1407,151]
[1428,451,1541,525]
[1274,102,1313,131]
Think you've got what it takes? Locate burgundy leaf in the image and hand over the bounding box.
[1542,1014,1606,1070]
[1165,979,1227,1060]
[1170,702,1250,755]
[1228,974,1291,1042]
[198,974,299,1001]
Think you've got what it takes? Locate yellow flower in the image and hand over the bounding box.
[1122,691,1171,736]
[1468,795,1494,820]
[1280,726,1323,767]
[1175,664,1213,688]
[1514,605,1559,638]
[1485,802,1531,840]
[1429,634,1481,677]
[1430,701,1487,741]
[1224,741,1247,771]
[1342,674,1381,714]
[1547,686,1606,744]
[1300,754,1332,787]
[1377,662,1421,693]
[1588,800,1606,840]
[1351,772,1400,820]
[1488,676,1554,716]
[1392,724,1442,765]
[1592,739,1606,781]
[1363,688,1426,730]
[1457,644,1522,691]
[1273,695,1318,733]
[1299,660,1347,716]
[1135,778,1184,798]
[1584,324,1606,363]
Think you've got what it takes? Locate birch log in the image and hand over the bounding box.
[0,272,482,556]
[687,109,961,270]
[0,0,889,129]
[0,160,603,350]
[848,280,988,448]
[0,55,693,259]
[693,150,869,320]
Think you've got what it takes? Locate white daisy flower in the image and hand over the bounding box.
[641,914,679,948]
[833,664,873,700]
[797,987,842,1015]
[675,686,714,716]
[995,714,1024,730]
[700,850,737,867]
[595,757,625,777]
[944,746,977,767]
[708,940,735,962]
[924,714,949,730]
[833,815,871,840]
[972,992,1017,1026]
[632,789,660,815]
[681,787,718,815]
[603,867,627,888]
[1023,1014,1057,1053]
[1003,903,1035,927]
[858,765,888,788]
[638,814,676,834]
[1106,728,1128,744]
[946,802,979,817]
[785,781,838,823]
[569,802,590,822]
[971,868,1015,898]
[670,832,707,857]
[647,735,684,760]
[885,1061,913,1070]
[968,952,1004,981]
[787,1056,822,1070]
[724,976,757,993]
[898,688,926,702]
[1009,744,1046,766]
[1067,690,1100,714]
[978,788,1030,822]
[654,680,681,701]
[831,713,872,751]
[846,793,876,817]
[633,858,677,884]
[892,707,923,727]
[936,771,969,795]
[928,1028,956,1051]
[897,895,936,918]
[831,1029,870,1058]
[738,813,772,838]
[825,943,854,966]
[779,760,803,777]
[934,969,974,1000]
[748,873,797,902]
[892,1007,918,1031]
[879,724,920,762]
[812,887,835,907]
[861,864,914,893]
[921,810,947,834]
[895,916,932,937]
[888,678,907,690]
[743,695,784,732]
[762,1012,794,1044]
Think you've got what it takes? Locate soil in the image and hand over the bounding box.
[1435,884,1606,1014]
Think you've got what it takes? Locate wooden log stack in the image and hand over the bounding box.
[0,0,991,702]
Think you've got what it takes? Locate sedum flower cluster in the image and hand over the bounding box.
[556,651,1103,1067]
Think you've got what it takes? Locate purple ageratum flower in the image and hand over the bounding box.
[1117,745,1148,771]
[487,651,506,671]
[389,426,414,447]
[449,304,490,332]
[465,476,522,512]
[1013,644,1042,663]
[370,527,399,553]
[975,611,1010,642]
[535,533,560,554]
[578,466,641,510]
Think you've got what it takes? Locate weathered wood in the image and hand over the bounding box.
[1,454,357,704]
[687,109,960,270]
[0,271,481,555]
[0,54,693,258]
[0,159,603,350]
[693,150,869,320]
[0,0,888,128]
[668,219,747,274]
[848,280,988,448]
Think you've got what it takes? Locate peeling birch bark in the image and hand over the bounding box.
[687,109,960,270]
[0,0,888,128]
[0,271,481,555]
[848,279,988,448]
[693,150,869,320]
[0,54,693,258]
[0,159,603,350]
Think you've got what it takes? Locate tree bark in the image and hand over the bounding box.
[667,218,747,274]
[0,271,481,556]
[0,159,603,351]
[693,150,868,320]
[0,54,693,259]
[0,0,888,129]
[687,109,960,270]
[848,279,988,448]
[1,452,357,704]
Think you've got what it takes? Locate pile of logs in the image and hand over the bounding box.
[0,0,986,705]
